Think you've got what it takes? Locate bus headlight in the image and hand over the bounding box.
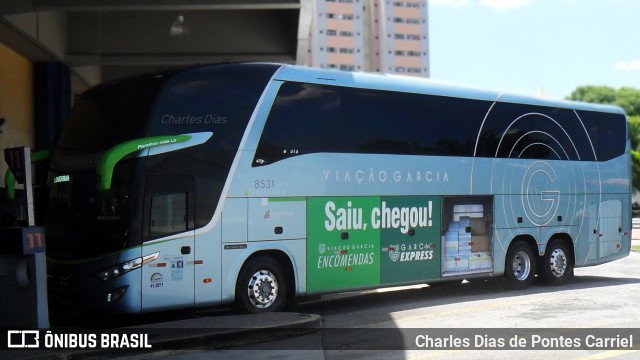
[96,252,159,281]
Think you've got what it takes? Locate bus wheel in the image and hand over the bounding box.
[541,240,574,285]
[504,241,536,289]
[235,256,288,313]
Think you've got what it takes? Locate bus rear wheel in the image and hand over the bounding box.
[504,241,536,289]
[235,256,288,313]
[541,239,574,285]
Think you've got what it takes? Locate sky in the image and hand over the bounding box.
[428,0,640,100]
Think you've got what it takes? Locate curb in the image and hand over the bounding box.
[13,313,321,359]
[132,312,322,350]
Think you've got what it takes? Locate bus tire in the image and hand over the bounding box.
[541,239,574,285]
[235,256,288,314]
[504,240,536,289]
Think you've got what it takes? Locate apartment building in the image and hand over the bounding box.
[307,0,430,77]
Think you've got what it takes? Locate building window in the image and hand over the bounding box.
[395,66,406,73]
[327,47,337,53]
[394,33,405,40]
[338,13,354,20]
[339,30,354,37]
[394,50,406,56]
[339,47,355,54]
[407,34,421,40]
[393,1,404,6]
[406,18,420,24]
[327,13,354,20]
[408,67,422,74]
[406,2,420,8]
[340,64,355,71]
[393,17,405,23]
[407,50,421,57]
[327,29,337,36]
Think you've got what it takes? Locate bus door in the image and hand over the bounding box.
[596,195,623,259]
[141,175,195,311]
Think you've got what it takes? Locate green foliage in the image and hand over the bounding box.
[568,86,618,107]
[567,86,640,117]
[631,114,640,190]
[617,88,640,117]
[632,148,640,190]
[629,115,640,151]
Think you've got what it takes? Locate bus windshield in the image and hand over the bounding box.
[46,63,280,260]
[47,161,136,260]
[46,76,164,260]
[57,76,165,153]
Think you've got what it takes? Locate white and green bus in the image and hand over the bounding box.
[46,63,631,313]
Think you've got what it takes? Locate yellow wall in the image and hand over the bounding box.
[0,42,34,187]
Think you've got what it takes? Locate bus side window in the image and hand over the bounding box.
[143,174,195,241]
[150,193,188,238]
[578,110,627,162]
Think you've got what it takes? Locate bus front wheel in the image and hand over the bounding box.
[235,256,288,313]
[504,241,536,289]
[541,239,574,285]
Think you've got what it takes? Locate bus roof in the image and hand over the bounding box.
[86,62,625,117]
[273,64,626,116]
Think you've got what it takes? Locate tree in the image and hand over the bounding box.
[567,86,640,192]
[568,85,640,116]
[629,116,640,193]
[629,115,640,151]
[568,86,618,107]
[616,88,640,117]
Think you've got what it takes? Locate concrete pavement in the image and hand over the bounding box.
[129,312,322,350]
[13,313,321,359]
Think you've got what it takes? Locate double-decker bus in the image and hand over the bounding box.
[46,63,631,314]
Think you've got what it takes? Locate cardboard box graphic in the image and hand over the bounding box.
[471,235,490,252]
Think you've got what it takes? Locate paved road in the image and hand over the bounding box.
[132,251,640,360]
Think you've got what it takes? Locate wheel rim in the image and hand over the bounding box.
[512,250,531,281]
[247,270,279,309]
[549,248,567,277]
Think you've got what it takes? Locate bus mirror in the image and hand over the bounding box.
[4,149,50,200]
[31,149,52,163]
[5,169,15,200]
[96,135,192,191]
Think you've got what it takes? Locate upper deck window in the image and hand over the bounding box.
[57,77,163,153]
[254,80,626,166]
[253,82,490,166]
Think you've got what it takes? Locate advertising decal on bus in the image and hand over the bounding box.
[307,196,441,292]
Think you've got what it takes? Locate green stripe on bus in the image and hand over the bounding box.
[97,135,192,191]
[268,197,306,202]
